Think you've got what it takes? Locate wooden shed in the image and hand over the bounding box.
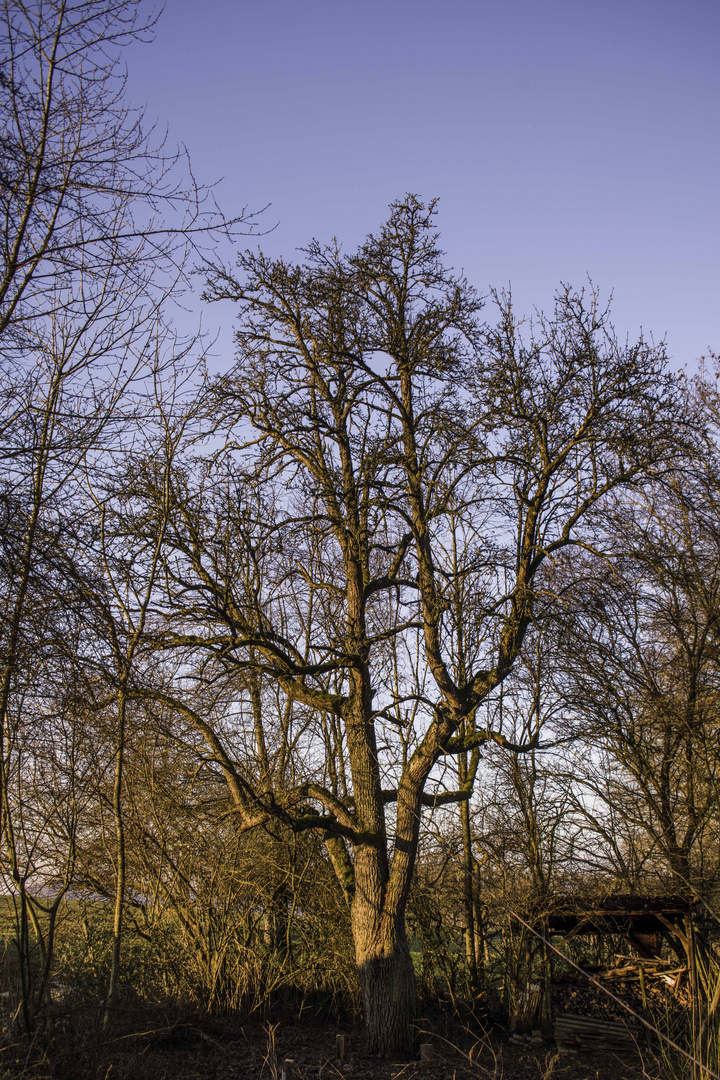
[523,894,699,1051]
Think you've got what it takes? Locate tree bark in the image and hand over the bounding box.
[459,762,479,989]
[352,902,416,1057]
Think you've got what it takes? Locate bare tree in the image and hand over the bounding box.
[146,197,679,1055]
[0,0,248,345]
[469,652,573,1032]
[0,0,249,1029]
[558,461,720,899]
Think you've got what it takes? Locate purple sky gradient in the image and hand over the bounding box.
[126,0,719,372]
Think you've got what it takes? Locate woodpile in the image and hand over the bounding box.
[553,956,687,1012]
[552,955,689,1051]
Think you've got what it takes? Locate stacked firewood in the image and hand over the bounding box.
[552,956,689,1050]
[554,957,687,1012]
[598,956,687,992]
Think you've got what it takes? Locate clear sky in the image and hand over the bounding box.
[126,0,719,372]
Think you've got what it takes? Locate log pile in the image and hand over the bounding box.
[552,955,689,1051]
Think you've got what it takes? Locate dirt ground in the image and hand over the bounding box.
[25,1015,652,1080]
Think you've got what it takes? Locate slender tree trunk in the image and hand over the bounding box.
[540,927,552,1037]
[458,756,478,989]
[104,690,127,1029]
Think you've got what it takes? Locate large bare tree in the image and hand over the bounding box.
[149,197,680,1055]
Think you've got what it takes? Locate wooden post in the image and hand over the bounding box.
[281,1060,294,1080]
[420,1042,433,1067]
[637,964,649,1047]
[686,916,698,1080]
[541,922,553,1037]
[336,1033,346,1063]
[638,964,648,1011]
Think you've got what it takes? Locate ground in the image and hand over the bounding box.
[8,1013,656,1080]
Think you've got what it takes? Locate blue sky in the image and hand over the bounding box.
[126,0,719,372]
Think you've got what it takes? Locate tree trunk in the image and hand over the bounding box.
[348,836,416,1058]
[353,911,416,1058]
[459,793,479,988]
[104,689,127,1030]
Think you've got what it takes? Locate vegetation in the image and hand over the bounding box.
[1,0,719,1075]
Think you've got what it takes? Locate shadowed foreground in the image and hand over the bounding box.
[0,1011,649,1080]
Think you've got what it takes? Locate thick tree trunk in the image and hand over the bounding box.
[347,836,416,1059]
[353,911,416,1058]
